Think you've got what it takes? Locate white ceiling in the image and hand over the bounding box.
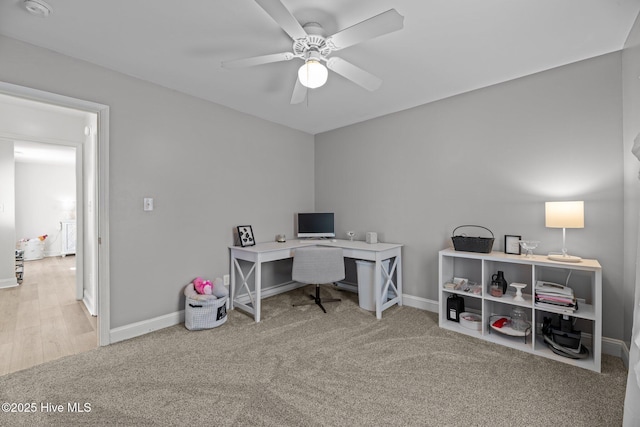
[0,92,86,165]
[14,140,75,165]
[0,0,638,135]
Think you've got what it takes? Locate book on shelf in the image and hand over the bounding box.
[535,281,574,297]
[535,294,576,305]
[535,300,578,314]
[534,280,577,313]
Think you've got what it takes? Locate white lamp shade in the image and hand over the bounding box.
[298,60,328,89]
[545,201,584,228]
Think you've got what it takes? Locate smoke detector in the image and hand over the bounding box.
[23,0,52,17]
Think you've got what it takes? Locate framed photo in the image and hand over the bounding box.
[504,235,521,255]
[237,225,255,247]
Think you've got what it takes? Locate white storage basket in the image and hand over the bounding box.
[185,296,227,331]
[21,239,45,261]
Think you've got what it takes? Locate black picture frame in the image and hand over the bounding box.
[504,235,521,255]
[237,225,255,247]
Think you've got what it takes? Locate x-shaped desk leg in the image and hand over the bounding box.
[376,256,401,319]
[232,257,257,314]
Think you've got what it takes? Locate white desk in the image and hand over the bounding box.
[229,239,403,322]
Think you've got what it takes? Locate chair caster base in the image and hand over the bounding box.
[292,285,341,313]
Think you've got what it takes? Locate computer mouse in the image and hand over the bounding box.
[331,239,337,242]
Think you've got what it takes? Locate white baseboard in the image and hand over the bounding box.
[233,281,303,305]
[402,293,439,313]
[0,277,18,289]
[603,336,630,368]
[111,281,321,344]
[83,293,97,317]
[107,289,631,368]
[110,310,184,344]
[335,280,358,293]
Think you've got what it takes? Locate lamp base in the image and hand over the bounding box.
[547,252,582,263]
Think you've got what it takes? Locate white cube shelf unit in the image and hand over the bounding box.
[438,248,602,372]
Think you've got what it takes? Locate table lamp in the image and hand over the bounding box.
[545,201,584,262]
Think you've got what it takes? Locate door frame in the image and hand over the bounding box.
[0,81,111,346]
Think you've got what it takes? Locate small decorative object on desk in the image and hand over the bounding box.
[276,234,286,243]
[237,225,255,247]
[346,231,355,241]
[365,231,377,244]
[451,225,494,253]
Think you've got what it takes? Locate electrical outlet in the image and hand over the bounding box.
[223,274,230,286]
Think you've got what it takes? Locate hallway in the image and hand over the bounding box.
[0,256,97,376]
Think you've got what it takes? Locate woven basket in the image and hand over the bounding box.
[451,225,495,253]
[185,296,228,331]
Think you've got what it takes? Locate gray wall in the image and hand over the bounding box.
[315,53,624,340]
[0,33,630,343]
[15,162,76,257]
[0,35,315,328]
[0,140,15,287]
[623,13,640,346]
[622,12,640,424]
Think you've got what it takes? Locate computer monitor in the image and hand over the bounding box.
[297,213,335,238]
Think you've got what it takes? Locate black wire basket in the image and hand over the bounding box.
[451,225,495,253]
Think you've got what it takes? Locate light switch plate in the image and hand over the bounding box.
[143,198,153,211]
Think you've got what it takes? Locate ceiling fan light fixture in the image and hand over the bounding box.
[298,59,328,89]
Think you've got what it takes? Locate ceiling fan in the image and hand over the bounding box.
[221,0,404,104]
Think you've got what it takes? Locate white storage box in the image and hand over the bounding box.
[21,239,45,261]
[459,312,482,331]
[185,296,228,331]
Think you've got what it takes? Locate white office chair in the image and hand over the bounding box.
[292,246,345,313]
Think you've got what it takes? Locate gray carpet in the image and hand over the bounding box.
[0,286,627,426]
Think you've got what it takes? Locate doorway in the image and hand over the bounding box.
[0,81,110,351]
[0,255,97,375]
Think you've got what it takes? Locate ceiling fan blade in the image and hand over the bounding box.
[221,52,294,69]
[290,78,307,104]
[326,57,382,91]
[255,0,307,41]
[326,9,404,51]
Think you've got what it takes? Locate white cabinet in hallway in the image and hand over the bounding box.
[61,220,76,257]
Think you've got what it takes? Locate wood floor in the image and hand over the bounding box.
[0,256,97,376]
